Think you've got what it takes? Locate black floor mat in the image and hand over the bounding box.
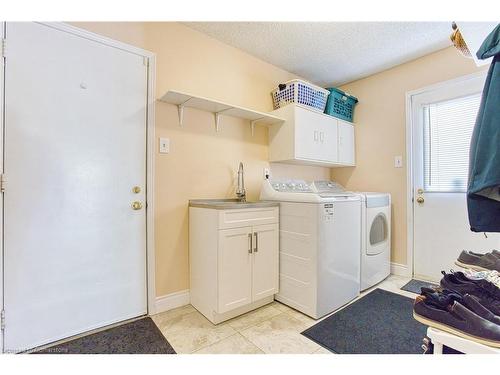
[33,317,176,354]
[301,288,427,354]
[401,279,439,294]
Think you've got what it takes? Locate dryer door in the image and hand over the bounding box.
[366,209,389,255]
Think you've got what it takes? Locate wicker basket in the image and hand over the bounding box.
[271,79,329,113]
[451,22,472,58]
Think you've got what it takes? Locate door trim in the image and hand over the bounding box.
[0,22,157,352]
[404,70,488,279]
[1,21,5,354]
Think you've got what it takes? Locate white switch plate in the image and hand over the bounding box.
[159,137,170,154]
[394,155,403,168]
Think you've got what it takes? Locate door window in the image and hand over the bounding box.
[370,214,388,246]
[423,94,481,192]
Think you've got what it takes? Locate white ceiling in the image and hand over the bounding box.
[184,22,453,86]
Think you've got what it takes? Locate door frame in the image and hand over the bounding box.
[404,70,488,278]
[0,22,157,352]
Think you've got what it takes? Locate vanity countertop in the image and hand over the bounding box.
[189,199,279,210]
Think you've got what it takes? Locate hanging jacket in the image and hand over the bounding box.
[467,24,500,232]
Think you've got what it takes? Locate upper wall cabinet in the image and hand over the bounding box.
[269,104,355,167]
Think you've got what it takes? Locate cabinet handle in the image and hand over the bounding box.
[248,233,253,254]
[254,232,258,252]
[314,130,319,142]
[320,132,324,143]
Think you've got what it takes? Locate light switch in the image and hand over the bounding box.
[394,155,403,168]
[159,137,170,154]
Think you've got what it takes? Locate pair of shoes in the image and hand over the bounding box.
[413,288,500,348]
[440,271,500,315]
[455,250,500,272]
[463,269,500,289]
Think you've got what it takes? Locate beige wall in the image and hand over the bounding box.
[71,22,329,297]
[331,47,486,266]
[70,23,485,292]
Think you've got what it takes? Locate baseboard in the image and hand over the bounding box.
[391,262,411,277]
[154,289,190,314]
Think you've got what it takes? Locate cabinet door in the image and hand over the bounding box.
[295,106,338,163]
[318,119,338,163]
[251,223,279,301]
[218,227,253,313]
[338,120,355,165]
[294,108,320,161]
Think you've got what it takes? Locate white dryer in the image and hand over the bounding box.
[358,192,391,291]
[261,179,361,319]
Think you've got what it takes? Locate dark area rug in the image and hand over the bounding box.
[33,317,176,354]
[301,288,427,354]
[401,279,439,294]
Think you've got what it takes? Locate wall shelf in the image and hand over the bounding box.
[159,90,285,134]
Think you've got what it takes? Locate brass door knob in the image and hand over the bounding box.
[132,201,143,210]
[132,186,141,194]
[416,196,425,204]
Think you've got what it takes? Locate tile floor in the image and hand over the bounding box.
[151,274,414,354]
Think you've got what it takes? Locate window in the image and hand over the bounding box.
[423,93,481,192]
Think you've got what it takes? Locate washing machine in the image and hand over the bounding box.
[260,178,361,319]
[358,192,391,291]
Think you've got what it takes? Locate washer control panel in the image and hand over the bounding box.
[269,179,313,193]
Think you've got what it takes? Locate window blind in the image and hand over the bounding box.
[423,93,481,192]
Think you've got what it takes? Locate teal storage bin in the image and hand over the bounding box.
[324,87,358,122]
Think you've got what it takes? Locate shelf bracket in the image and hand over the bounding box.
[177,104,185,127]
[214,108,232,132]
[214,112,222,132]
[177,98,193,127]
[250,117,265,136]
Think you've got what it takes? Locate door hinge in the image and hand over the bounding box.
[143,56,149,67]
[1,310,5,331]
[1,38,6,59]
[0,174,5,193]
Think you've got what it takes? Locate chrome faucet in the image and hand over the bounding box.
[236,162,246,202]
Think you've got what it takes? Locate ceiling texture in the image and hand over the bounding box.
[184,22,453,86]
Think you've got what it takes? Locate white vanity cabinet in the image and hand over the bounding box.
[269,104,355,167]
[189,202,279,324]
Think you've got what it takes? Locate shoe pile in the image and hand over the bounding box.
[413,268,500,348]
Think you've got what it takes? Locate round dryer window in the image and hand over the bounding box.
[369,213,388,246]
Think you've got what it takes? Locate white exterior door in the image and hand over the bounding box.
[2,23,148,351]
[251,224,279,301]
[411,73,500,282]
[217,227,253,313]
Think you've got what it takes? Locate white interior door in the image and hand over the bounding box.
[3,22,148,352]
[411,73,500,282]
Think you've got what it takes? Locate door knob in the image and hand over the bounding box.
[132,201,143,210]
[416,196,424,204]
[132,186,141,194]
